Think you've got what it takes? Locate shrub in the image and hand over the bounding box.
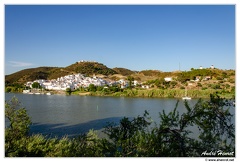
[5,97,31,157]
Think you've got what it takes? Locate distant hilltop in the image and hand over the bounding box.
[77,60,97,63]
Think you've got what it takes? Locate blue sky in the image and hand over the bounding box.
[5,5,235,74]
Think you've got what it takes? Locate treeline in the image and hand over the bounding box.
[5,83,26,93]
[5,94,235,157]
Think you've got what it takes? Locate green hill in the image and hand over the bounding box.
[5,67,59,86]
[112,67,135,76]
[65,62,117,76]
[5,62,117,85]
[139,70,162,76]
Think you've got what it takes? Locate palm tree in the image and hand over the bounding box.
[127,76,134,89]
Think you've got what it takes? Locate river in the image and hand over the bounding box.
[5,93,234,138]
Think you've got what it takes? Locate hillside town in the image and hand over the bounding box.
[23,73,138,94]
[23,64,213,92]
[17,63,235,99]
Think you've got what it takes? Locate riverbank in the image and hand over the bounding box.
[75,89,235,99]
[6,87,234,99]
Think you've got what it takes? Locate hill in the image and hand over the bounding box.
[5,62,117,85]
[65,62,117,76]
[5,67,59,86]
[112,67,135,76]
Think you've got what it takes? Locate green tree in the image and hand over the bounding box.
[103,111,151,156]
[66,88,72,95]
[97,86,104,91]
[88,84,97,92]
[32,82,41,89]
[6,87,12,93]
[127,76,134,89]
[109,85,120,93]
[5,97,32,157]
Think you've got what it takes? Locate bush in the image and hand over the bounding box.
[5,97,31,156]
[6,87,12,93]
[211,84,221,89]
[224,84,231,89]
[180,86,185,89]
[201,87,207,90]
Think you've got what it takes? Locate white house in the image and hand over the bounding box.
[195,76,201,82]
[23,89,31,93]
[133,80,138,86]
[204,76,211,80]
[164,77,172,82]
[25,81,33,87]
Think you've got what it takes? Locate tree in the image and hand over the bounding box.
[97,86,104,91]
[127,76,134,89]
[5,97,31,156]
[88,84,97,92]
[32,82,41,89]
[6,87,12,93]
[66,88,72,95]
[103,111,151,156]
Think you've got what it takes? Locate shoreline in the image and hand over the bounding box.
[6,88,235,99]
[73,89,235,99]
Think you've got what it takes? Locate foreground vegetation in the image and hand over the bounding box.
[5,94,235,157]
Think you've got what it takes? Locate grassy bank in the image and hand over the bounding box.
[7,86,234,99]
[80,89,234,99]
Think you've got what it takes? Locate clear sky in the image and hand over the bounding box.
[5,5,235,75]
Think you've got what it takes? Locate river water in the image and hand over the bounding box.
[5,93,234,138]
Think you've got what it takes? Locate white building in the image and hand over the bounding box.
[133,80,138,86]
[164,77,172,82]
